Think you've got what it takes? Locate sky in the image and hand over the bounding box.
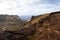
[0,0,60,16]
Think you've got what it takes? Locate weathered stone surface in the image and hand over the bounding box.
[0,11,60,40]
[0,15,24,31]
[21,11,60,40]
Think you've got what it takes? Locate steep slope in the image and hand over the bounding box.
[21,11,60,40]
[0,15,24,31]
[0,11,60,40]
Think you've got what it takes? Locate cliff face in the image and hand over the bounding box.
[0,11,60,40]
[0,15,23,31]
[20,11,60,40]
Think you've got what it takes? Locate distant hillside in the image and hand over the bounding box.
[0,15,24,31]
[20,16,32,20]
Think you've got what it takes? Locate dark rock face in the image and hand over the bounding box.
[31,12,60,40]
[0,11,60,40]
[0,15,26,40]
[0,15,35,40]
[0,30,27,40]
[21,11,60,40]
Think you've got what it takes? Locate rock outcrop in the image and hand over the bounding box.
[0,15,24,31]
[0,11,60,40]
[21,11,60,40]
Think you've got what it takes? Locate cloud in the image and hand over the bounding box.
[0,0,60,16]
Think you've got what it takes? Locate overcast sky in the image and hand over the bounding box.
[0,0,60,16]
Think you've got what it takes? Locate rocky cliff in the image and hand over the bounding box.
[0,15,24,31]
[0,11,60,40]
[20,11,60,40]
